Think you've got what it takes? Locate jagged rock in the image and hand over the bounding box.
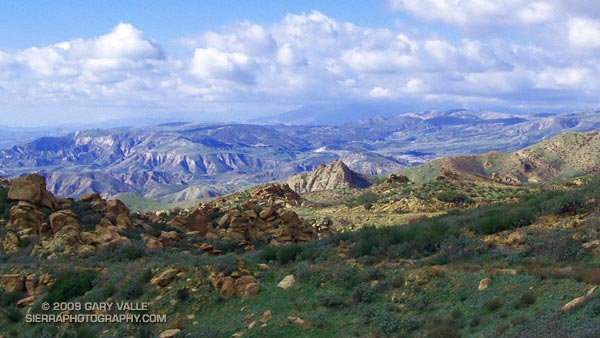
[105,199,131,229]
[17,295,35,307]
[49,210,79,233]
[7,174,54,209]
[93,222,132,249]
[167,203,216,236]
[277,275,296,289]
[287,316,310,328]
[159,231,180,246]
[235,275,259,298]
[0,274,25,293]
[243,282,260,301]
[159,329,181,338]
[2,231,20,253]
[151,268,179,287]
[7,201,44,233]
[380,173,410,185]
[261,309,272,324]
[561,286,598,313]
[141,234,163,250]
[251,183,302,206]
[287,159,371,193]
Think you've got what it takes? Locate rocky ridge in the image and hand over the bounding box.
[287,159,371,194]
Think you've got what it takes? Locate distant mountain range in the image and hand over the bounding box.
[1,109,599,201]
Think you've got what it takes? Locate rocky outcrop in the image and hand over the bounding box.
[1,174,55,252]
[151,268,179,287]
[379,173,410,185]
[7,174,55,209]
[217,206,317,245]
[287,160,371,194]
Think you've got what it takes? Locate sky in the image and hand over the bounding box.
[1,0,600,126]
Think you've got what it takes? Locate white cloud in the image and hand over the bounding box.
[568,18,600,50]
[1,9,600,125]
[370,86,393,98]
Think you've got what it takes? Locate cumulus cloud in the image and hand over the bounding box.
[1,8,600,125]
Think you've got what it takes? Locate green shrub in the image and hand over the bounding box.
[5,308,22,323]
[258,246,278,263]
[514,291,536,309]
[119,245,146,260]
[484,297,504,312]
[352,283,376,304]
[44,270,98,303]
[468,205,534,234]
[436,191,473,204]
[70,201,104,231]
[210,254,238,275]
[276,243,303,264]
[0,290,25,307]
[347,191,380,209]
[317,289,348,308]
[119,279,145,300]
[176,287,190,302]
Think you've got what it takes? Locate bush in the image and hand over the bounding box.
[352,283,376,304]
[119,279,145,300]
[317,289,348,308]
[119,245,146,260]
[468,205,534,234]
[176,287,190,302]
[484,297,504,312]
[348,192,380,209]
[44,270,98,303]
[210,254,238,275]
[5,308,22,322]
[70,201,104,231]
[276,243,303,264]
[0,290,25,307]
[436,191,473,204]
[514,292,536,309]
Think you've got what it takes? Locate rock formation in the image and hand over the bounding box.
[287,159,371,194]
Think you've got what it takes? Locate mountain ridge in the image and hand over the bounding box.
[1,109,599,201]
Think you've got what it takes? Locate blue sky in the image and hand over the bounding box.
[1,0,600,126]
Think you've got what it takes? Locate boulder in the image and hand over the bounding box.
[2,231,20,253]
[478,278,490,291]
[151,268,179,287]
[49,210,80,233]
[7,201,44,233]
[159,329,181,338]
[235,275,259,297]
[277,275,296,290]
[17,295,35,307]
[0,274,25,293]
[7,174,54,209]
[561,286,598,313]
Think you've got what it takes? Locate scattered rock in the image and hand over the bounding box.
[151,268,179,287]
[0,274,25,293]
[287,316,310,328]
[17,295,35,307]
[277,275,296,290]
[261,309,272,324]
[478,278,490,291]
[158,329,181,338]
[561,285,598,313]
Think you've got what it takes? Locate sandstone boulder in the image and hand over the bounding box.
[0,274,25,293]
[151,268,179,287]
[7,174,54,209]
[277,275,296,290]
